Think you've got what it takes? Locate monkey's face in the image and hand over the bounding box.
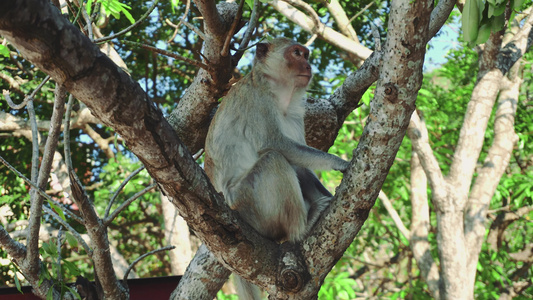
[284,44,312,88]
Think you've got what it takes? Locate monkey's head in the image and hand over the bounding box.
[254,38,312,89]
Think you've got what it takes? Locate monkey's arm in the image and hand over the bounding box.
[264,137,349,172]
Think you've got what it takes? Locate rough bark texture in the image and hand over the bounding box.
[162,195,193,275]
[171,245,230,300]
[292,0,433,297]
[0,0,278,297]
[407,8,532,298]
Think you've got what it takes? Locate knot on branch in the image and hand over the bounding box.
[280,269,303,292]
[277,242,309,293]
[383,82,398,102]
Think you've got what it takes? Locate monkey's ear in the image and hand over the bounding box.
[256,43,269,61]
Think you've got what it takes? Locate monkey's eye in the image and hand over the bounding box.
[294,49,301,56]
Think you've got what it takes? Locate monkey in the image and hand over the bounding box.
[204,37,349,298]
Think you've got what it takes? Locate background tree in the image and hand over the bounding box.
[0,0,531,299]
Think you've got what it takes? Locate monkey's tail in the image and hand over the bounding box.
[235,275,262,300]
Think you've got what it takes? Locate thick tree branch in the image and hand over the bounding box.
[409,152,441,298]
[407,111,446,201]
[295,0,433,297]
[0,0,281,296]
[167,1,238,153]
[463,59,521,295]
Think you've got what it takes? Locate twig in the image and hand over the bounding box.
[65,0,85,33]
[105,166,145,218]
[56,228,63,282]
[0,155,84,225]
[305,34,318,47]
[369,22,381,51]
[42,206,92,255]
[2,75,50,110]
[121,40,210,71]
[281,0,321,33]
[104,183,157,226]
[26,100,40,183]
[221,0,245,57]
[238,0,260,50]
[166,18,207,41]
[183,20,207,41]
[348,0,376,24]
[63,95,75,172]
[378,190,410,239]
[26,84,66,274]
[94,0,160,43]
[123,245,175,284]
[167,0,191,42]
[81,4,94,41]
[231,0,260,62]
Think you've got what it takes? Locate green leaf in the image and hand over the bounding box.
[65,232,78,249]
[170,0,180,13]
[47,286,54,300]
[63,261,81,277]
[491,13,506,31]
[66,286,82,300]
[245,0,254,9]
[475,23,492,44]
[86,0,94,16]
[512,0,525,9]
[0,44,9,57]
[462,0,480,43]
[47,200,66,221]
[13,272,23,294]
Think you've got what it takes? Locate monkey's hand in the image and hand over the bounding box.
[335,159,350,173]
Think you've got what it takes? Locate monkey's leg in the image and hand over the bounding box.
[296,168,333,230]
[231,150,307,242]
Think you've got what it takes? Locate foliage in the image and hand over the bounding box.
[0,0,532,298]
[317,38,532,298]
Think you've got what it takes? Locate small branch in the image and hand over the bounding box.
[83,124,115,158]
[104,183,157,226]
[304,34,318,46]
[0,154,84,225]
[56,228,63,282]
[0,225,27,262]
[238,0,259,50]
[80,3,94,40]
[369,22,381,51]
[167,0,191,43]
[281,0,321,33]
[2,75,50,110]
[123,245,175,285]
[42,206,92,255]
[407,111,446,198]
[232,0,260,62]
[378,191,410,239]
[25,84,66,274]
[69,171,128,298]
[121,40,210,71]
[181,19,207,41]
[104,166,144,218]
[221,0,245,57]
[63,94,75,171]
[348,0,376,24]
[26,99,40,182]
[94,0,160,43]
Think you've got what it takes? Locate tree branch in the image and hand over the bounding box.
[25,84,66,275]
[269,0,372,61]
